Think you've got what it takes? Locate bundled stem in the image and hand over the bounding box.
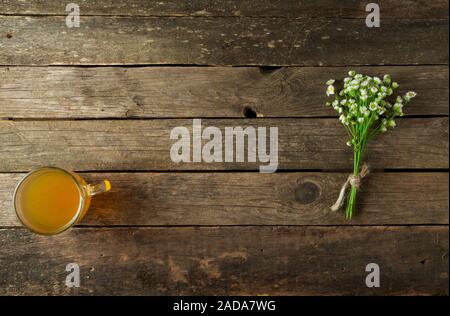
[346,150,361,219]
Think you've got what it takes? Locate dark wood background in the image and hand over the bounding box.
[0,0,448,295]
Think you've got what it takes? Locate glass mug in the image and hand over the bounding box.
[14,167,111,235]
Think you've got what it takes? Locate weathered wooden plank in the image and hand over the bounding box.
[0,118,447,171]
[0,172,448,226]
[0,226,447,295]
[1,17,448,66]
[1,0,448,19]
[1,66,447,118]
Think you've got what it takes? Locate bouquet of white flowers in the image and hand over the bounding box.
[326,70,417,219]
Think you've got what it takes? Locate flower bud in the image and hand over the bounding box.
[326,85,335,96]
[387,119,396,127]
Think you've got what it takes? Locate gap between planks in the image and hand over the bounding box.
[0,224,449,229]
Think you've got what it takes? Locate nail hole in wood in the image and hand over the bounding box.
[6,33,12,39]
[295,181,321,204]
[243,106,257,118]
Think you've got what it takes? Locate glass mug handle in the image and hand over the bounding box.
[74,174,111,223]
[86,180,111,196]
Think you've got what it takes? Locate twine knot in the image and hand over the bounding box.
[330,163,370,212]
[349,175,361,189]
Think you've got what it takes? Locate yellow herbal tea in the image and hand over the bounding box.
[14,167,110,235]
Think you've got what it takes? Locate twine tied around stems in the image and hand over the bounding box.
[330,163,370,212]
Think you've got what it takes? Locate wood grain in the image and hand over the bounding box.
[1,172,448,226]
[0,226,447,295]
[1,16,448,66]
[1,66,447,118]
[1,0,448,19]
[0,118,447,172]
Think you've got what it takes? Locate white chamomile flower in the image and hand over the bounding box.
[370,86,378,93]
[383,74,391,85]
[387,119,396,127]
[387,88,393,95]
[380,126,387,133]
[373,77,381,85]
[404,91,417,101]
[360,106,367,113]
[360,94,368,101]
[348,70,356,77]
[357,117,365,123]
[355,74,363,80]
[344,77,351,83]
[361,80,369,87]
[363,110,370,117]
[326,85,335,96]
[396,96,403,103]
[339,115,349,125]
[380,86,387,92]
[369,102,378,111]
[406,91,417,98]
[393,103,403,114]
[326,79,335,85]
[392,82,399,89]
[332,100,339,107]
[340,99,347,105]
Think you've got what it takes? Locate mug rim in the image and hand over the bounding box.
[13,166,87,235]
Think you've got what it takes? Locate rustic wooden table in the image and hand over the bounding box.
[0,1,448,295]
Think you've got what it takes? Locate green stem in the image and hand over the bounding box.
[346,145,362,219]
